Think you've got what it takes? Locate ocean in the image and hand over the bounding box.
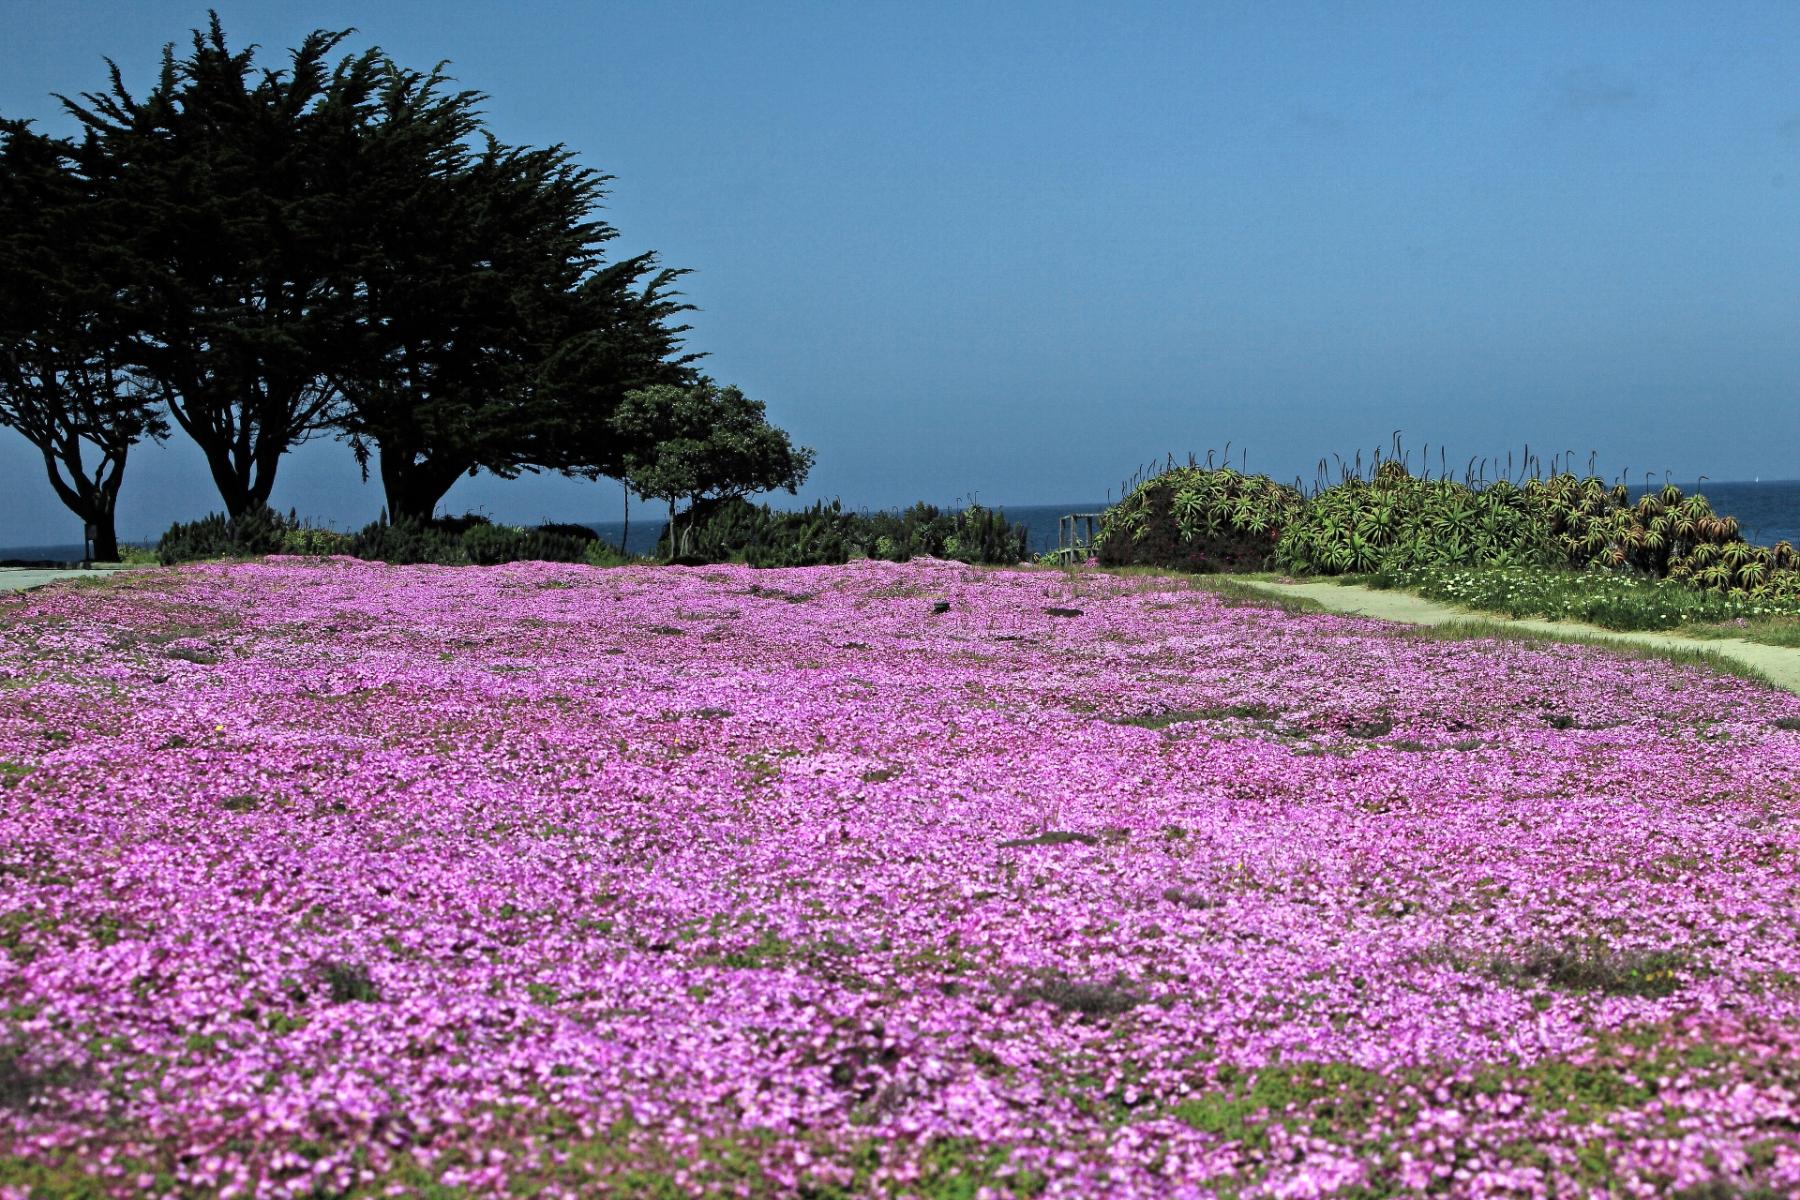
[7,483,1800,563]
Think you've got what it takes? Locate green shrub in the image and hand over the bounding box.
[1275,465,1555,575]
[277,527,353,556]
[934,505,1030,565]
[157,507,296,564]
[430,512,494,537]
[460,523,591,565]
[857,503,1029,564]
[347,517,467,565]
[660,498,1027,567]
[664,498,852,567]
[1096,466,1302,572]
[533,522,601,544]
[1521,474,1800,597]
[1374,563,1800,631]
[581,540,634,567]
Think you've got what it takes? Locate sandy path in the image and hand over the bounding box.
[1238,578,1800,696]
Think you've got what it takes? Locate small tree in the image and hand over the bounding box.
[614,381,814,558]
[0,120,166,560]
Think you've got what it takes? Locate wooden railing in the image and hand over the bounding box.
[1055,513,1104,565]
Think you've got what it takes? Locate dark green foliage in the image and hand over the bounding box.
[156,508,295,565]
[1522,474,1800,597]
[345,517,599,566]
[319,960,380,1004]
[1487,943,1689,998]
[617,381,814,554]
[277,527,353,557]
[60,18,384,518]
[460,523,594,566]
[1095,450,1800,600]
[1096,466,1302,572]
[346,518,468,566]
[0,1044,83,1111]
[157,508,606,567]
[659,498,1029,568]
[535,522,601,544]
[1016,974,1142,1018]
[429,513,494,537]
[0,121,167,561]
[1370,564,1800,631]
[997,831,1100,848]
[858,503,1030,565]
[1276,464,1555,575]
[661,498,852,568]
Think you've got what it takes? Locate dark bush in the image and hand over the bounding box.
[660,498,853,567]
[661,498,1028,567]
[858,502,1030,564]
[534,522,601,544]
[157,507,297,564]
[461,523,591,565]
[429,512,493,537]
[1097,467,1301,572]
[347,517,467,565]
[320,960,380,1004]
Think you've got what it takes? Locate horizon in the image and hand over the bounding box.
[5,2,1799,544]
[8,478,1800,555]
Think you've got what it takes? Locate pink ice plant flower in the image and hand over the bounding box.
[0,556,1797,1197]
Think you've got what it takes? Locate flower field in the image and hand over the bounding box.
[3,558,1800,1198]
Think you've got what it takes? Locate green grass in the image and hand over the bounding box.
[1686,617,1800,649]
[1369,564,1800,633]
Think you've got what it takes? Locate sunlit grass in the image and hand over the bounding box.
[1369,564,1800,635]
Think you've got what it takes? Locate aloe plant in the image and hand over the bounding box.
[1097,465,1303,571]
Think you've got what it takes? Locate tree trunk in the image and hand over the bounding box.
[621,484,630,557]
[89,516,120,562]
[164,383,307,519]
[379,446,472,524]
[182,417,260,519]
[35,444,124,562]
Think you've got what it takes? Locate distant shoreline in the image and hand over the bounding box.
[9,481,1800,562]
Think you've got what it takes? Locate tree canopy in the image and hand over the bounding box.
[327,61,700,522]
[58,17,384,517]
[0,119,166,559]
[614,381,816,556]
[1,13,807,547]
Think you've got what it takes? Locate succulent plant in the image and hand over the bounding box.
[1097,465,1303,571]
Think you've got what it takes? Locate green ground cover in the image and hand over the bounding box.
[1367,564,1800,641]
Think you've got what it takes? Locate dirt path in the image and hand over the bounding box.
[1238,578,1800,696]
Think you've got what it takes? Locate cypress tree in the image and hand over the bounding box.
[58,15,384,517]
[0,120,166,560]
[330,62,700,523]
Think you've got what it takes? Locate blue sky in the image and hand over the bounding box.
[4,1,1800,544]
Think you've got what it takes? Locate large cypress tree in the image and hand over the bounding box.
[330,63,700,523]
[59,16,383,517]
[0,120,166,560]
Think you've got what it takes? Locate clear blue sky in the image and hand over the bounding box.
[4,1,1799,545]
